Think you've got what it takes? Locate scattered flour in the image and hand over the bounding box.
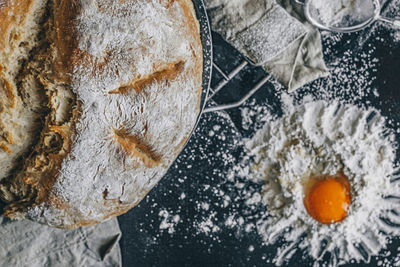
[159,209,180,234]
[244,99,400,266]
[393,31,400,43]
[196,211,221,236]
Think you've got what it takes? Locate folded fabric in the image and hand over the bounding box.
[274,0,329,91]
[0,217,121,267]
[204,0,329,91]
[263,29,328,91]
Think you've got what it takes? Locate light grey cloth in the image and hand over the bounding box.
[205,0,329,91]
[0,216,121,267]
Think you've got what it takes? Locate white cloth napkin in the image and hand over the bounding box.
[204,0,329,91]
[0,216,121,267]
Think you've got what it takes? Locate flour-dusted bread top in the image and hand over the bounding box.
[0,0,202,229]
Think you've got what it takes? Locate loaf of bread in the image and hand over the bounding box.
[0,0,202,228]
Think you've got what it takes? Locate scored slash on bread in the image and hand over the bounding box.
[109,61,185,95]
[0,0,202,228]
[113,128,161,168]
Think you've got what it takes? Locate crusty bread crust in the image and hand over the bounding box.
[0,0,49,199]
[0,0,202,229]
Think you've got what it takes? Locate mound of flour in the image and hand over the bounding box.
[245,99,400,265]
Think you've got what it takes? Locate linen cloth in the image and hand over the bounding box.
[0,216,121,267]
[204,0,329,91]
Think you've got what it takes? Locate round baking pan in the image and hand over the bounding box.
[157,0,212,168]
[188,0,213,137]
[152,0,212,186]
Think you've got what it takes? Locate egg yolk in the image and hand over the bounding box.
[304,173,351,224]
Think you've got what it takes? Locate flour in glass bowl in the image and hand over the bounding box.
[244,98,400,266]
[309,0,376,28]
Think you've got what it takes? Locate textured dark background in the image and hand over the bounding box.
[118,4,400,267]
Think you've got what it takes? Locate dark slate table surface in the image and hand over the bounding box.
[118,5,400,267]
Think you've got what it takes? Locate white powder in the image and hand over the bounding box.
[159,209,180,234]
[245,99,400,266]
[309,0,375,28]
[394,31,400,43]
[179,192,186,200]
[196,211,221,236]
[200,202,210,211]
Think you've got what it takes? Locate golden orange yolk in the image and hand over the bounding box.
[304,173,351,224]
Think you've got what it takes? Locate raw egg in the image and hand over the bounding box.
[304,172,351,224]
